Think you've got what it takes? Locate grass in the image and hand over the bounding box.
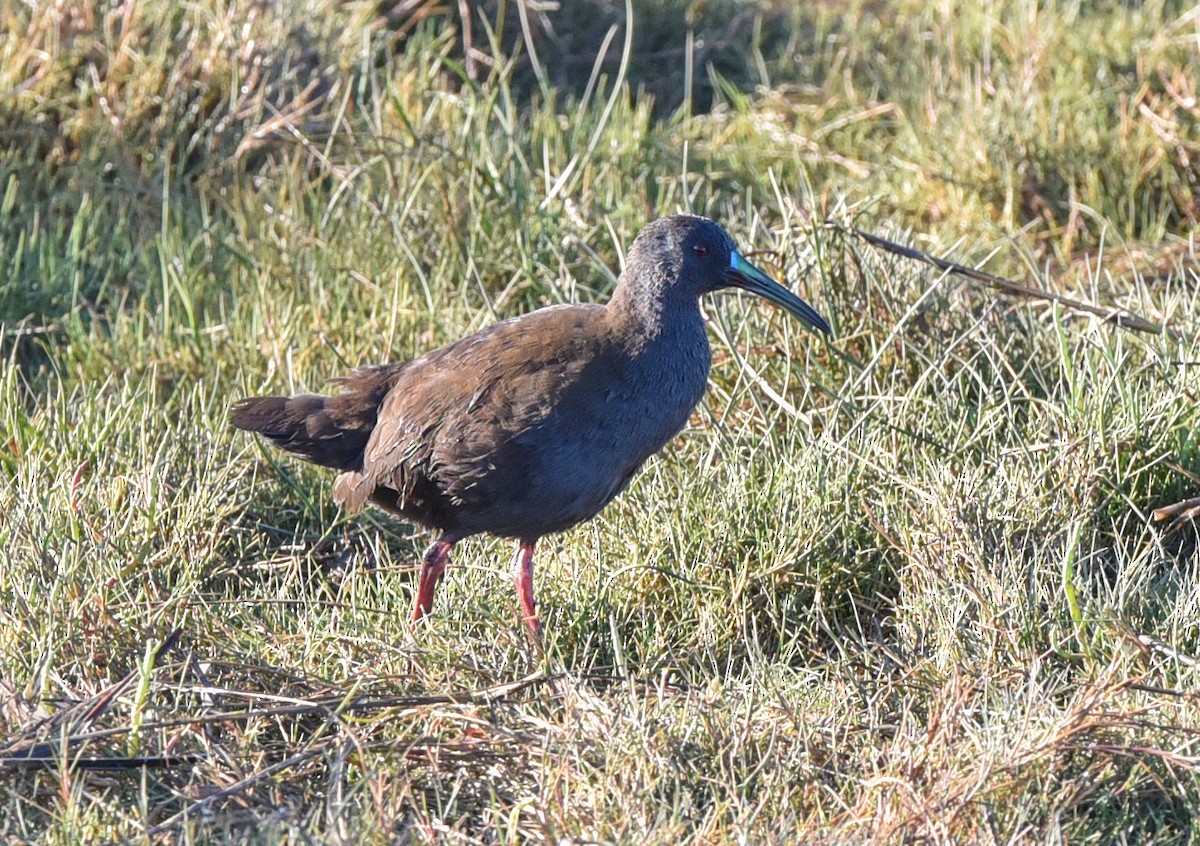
[2,0,1200,842]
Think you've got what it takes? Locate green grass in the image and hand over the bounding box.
[2,0,1200,842]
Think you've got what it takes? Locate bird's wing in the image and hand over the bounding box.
[354,304,611,511]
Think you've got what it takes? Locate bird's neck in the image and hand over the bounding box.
[610,264,703,340]
[609,286,704,353]
[603,288,711,416]
[601,280,711,446]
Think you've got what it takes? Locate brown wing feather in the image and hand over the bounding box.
[349,305,618,535]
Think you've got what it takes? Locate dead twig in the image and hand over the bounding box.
[1151,496,1200,534]
[846,225,1174,338]
[7,669,553,753]
[0,752,206,772]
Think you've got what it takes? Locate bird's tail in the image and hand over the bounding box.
[231,365,403,472]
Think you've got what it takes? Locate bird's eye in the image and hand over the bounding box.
[692,244,708,257]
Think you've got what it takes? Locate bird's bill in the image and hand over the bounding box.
[725,251,832,336]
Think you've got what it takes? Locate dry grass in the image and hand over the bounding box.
[2,0,1200,842]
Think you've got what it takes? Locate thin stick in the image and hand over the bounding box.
[847,225,1172,337]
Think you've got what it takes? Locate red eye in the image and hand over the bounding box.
[692,244,708,257]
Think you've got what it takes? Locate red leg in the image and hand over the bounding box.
[512,538,540,636]
[412,535,455,625]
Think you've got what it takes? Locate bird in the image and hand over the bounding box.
[231,215,830,636]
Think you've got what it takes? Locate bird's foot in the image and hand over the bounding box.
[512,539,541,638]
[411,535,455,626]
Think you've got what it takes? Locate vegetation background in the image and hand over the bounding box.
[2,0,1200,842]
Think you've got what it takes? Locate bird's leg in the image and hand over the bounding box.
[412,535,455,625]
[511,538,540,636]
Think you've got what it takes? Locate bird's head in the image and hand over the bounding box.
[619,215,832,336]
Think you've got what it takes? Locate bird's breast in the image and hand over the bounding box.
[500,325,711,529]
